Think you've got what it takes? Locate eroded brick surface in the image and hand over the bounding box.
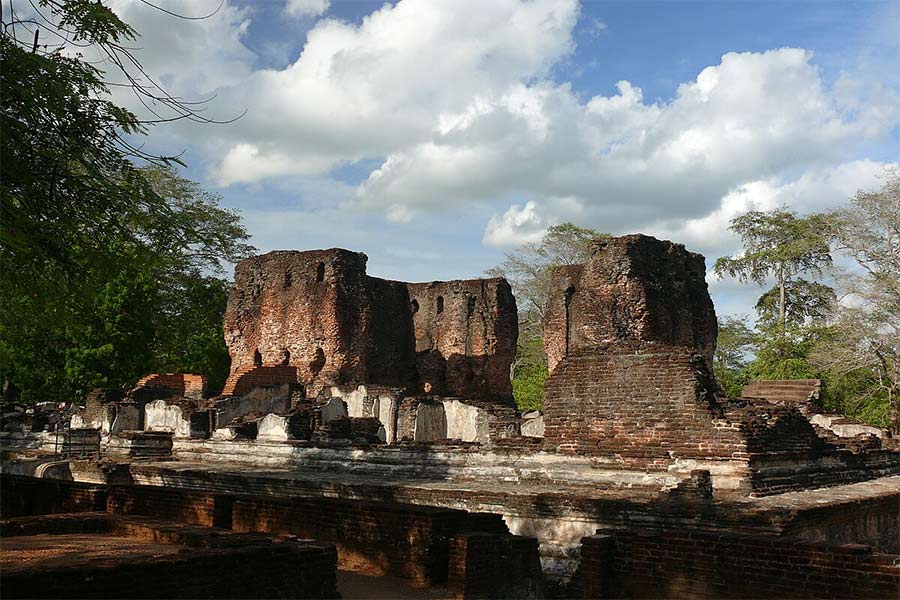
[543,234,716,374]
[223,249,517,400]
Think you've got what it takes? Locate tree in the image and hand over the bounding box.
[488,224,607,411]
[1,3,253,402]
[811,171,900,432]
[713,315,755,397]
[714,209,833,331]
[0,166,252,402]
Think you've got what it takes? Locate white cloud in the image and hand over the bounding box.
[642,160,896,262]
[202,0,580,185]
[285,0,330,18]
[362,47,897,228]
[483,201,550,247]
[104,0,254,99]
[91,0,898,266]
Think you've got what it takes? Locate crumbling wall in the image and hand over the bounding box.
[131,374,206,400]
[223,249,417,393]
[543,235,716,374]
[742,379,823,413]
[407,279,517,401]
[224,249,517,402]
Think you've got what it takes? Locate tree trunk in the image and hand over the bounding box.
[891,389,899,436]
[778,266,786,334]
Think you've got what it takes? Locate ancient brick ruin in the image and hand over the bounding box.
[3,234,899,599]
[222,249,517,402]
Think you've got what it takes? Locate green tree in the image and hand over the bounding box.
[713,315,754,397]
[1,4,253,402]
[488,224,607,411]
[714,209,833,331]
[811,171,900,432]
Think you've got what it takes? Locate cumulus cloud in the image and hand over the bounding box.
[366,47,897,230]
[285,0,330,18]
[94,0,898,263]
[104,0,254,99]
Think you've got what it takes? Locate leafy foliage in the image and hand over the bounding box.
[0,4,253,402]
[811,170,900,432]
[754,279,836,326]
[713,315,754,397]
[714,209,833,330]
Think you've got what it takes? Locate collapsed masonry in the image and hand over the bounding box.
[540,234,900,494]
[3,234,900,599]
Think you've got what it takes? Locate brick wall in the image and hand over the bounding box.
[741,379,823,412]
[106,485,232,528]
[0,475,107,518]
[542,342,741,463]
[231,494,508,585]
[220,365,301,397]
[580,529,900,599]
[223,249,518,400]
[223,249,418,394]
[543,235,717,374]
[131,373,207,399]
[447,532,543,599]
[407,278,517,401]
[1,513,338,599]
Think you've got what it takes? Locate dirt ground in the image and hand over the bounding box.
[337,570,450,600]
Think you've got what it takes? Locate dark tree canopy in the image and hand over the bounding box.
[1,1,254,402]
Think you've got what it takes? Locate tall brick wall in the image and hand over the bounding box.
[224,249,417,393]
[580,529,900,599]
[224,248,517,400]
[407,279,517,401]
[543,235,716,374]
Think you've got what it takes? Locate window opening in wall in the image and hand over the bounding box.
[284,271,292,288]
[316,262,325,282]
[467,296,476,318]
[253,349,262,367]
[564,285,576,356]
[411,299,419,313]
[436,296,444,314]
[281,350,291,365]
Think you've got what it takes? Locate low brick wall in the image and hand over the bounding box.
[231,494,508,585]
[580,529,900,599]
[1,475,515,588]
[106,484,233,528]
[0,475,107,518]
[1,512,337,599]
[447,532,543,599]
[220,365,300,397]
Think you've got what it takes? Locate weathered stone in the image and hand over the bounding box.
[407,279,517,401]
[543,234,716,373]
[521,414,544,438]
[144,400,191,438]
[321,397,348,423]
[413,402,447,442]
[223,249,517,401]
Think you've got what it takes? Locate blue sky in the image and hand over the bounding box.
[86,0,900,316]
